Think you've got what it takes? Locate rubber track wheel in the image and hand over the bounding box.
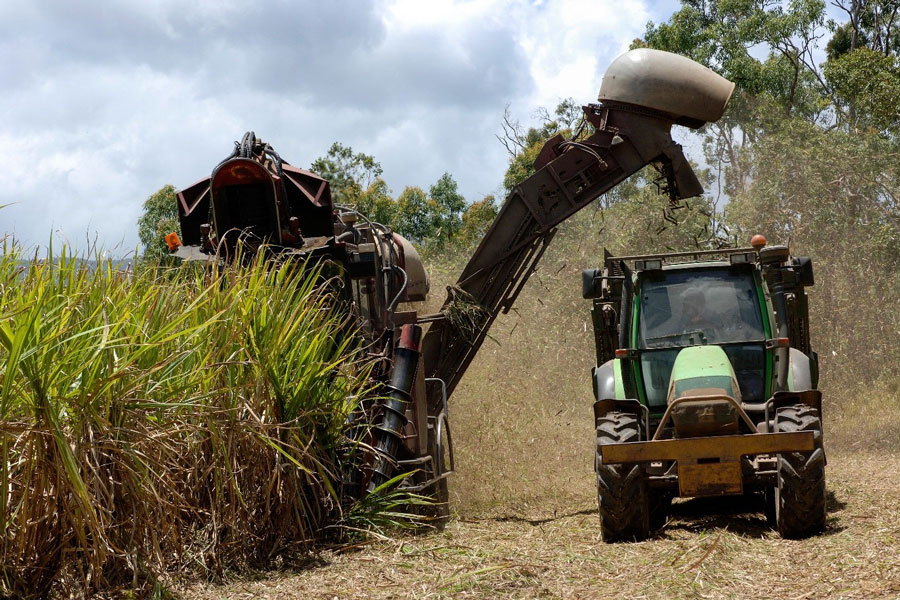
[775,404,826,539]
[596,412,650,542]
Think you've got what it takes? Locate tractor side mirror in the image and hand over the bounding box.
[792,256,814,286]
[582,268,603,299]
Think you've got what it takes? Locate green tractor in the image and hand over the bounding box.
[583,237,825,541]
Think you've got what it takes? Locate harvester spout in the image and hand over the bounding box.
[598,48,735,128]
[597,48,734,201]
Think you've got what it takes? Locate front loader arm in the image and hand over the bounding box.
[421,103,705,402]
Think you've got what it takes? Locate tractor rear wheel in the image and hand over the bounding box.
[775,404,826,539]
[596,412,650,542]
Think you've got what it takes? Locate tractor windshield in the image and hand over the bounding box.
[637,267,765,349]
[635,266,768,407]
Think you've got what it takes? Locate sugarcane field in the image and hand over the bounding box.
[2,1,900,599]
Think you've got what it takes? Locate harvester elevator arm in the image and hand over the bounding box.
[421,48,734,410]
[421,102,704,404]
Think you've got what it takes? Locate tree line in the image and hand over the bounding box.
[484,0,898,389]
[137,144,500,262]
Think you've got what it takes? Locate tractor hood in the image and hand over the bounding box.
[667,346,741,437]
[667,345,740,402]
[598,49,735,129]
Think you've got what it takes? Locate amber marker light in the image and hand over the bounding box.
[165,232,182,252]
[750,234,767,250]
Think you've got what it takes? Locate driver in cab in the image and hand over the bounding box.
[675,287,720,343]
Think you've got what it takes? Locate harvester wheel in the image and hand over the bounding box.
[423,411,451,530]
[775,404,826,539]
[596,412,650,542]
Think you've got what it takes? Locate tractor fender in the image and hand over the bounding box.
[592,359,617,401]
[593,360,645,428]
[788,348,815,392]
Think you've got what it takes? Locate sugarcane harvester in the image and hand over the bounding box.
[170,131,450,502]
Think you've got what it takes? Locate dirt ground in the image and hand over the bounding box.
[180,450,900,600]
[179,242,900,600]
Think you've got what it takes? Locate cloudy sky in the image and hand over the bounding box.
[1,0,682,255]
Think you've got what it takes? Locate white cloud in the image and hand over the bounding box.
[0,0,677,254]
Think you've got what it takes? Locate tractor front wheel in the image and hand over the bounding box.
[596,411,650,542]
[775,404,826,538]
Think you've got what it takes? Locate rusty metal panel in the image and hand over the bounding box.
[599,431,814,464]
[678,461,743,496]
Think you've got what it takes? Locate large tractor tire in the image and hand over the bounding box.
[775,404,826,539]
[596,412,650,542]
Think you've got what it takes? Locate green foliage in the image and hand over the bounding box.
[503,137,546,193]
[726,118,900,257]
[394,186,432,242]
[726,118,900,384]
[826,21,859,59]
[459,195,500,245]
[310,145,477,247]
[500,99,581,193]
[824,47,900,136]
[427,172,467,242]
[311,142,383,206]
[339,472,435,534]
[845,0,900,56]
[641,0,900,138]
[351,178,398,226]
[640,0,829,124]
[137,184,179,262]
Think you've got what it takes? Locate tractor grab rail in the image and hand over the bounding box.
[652,394,758,440]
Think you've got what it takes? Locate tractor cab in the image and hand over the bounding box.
[636,262,770,411]
[583,244,817,426]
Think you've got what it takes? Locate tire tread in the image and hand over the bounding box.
[775,404,826,539]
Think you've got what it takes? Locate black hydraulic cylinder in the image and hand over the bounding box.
[760,247,791,391]
[368,324,422,492]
